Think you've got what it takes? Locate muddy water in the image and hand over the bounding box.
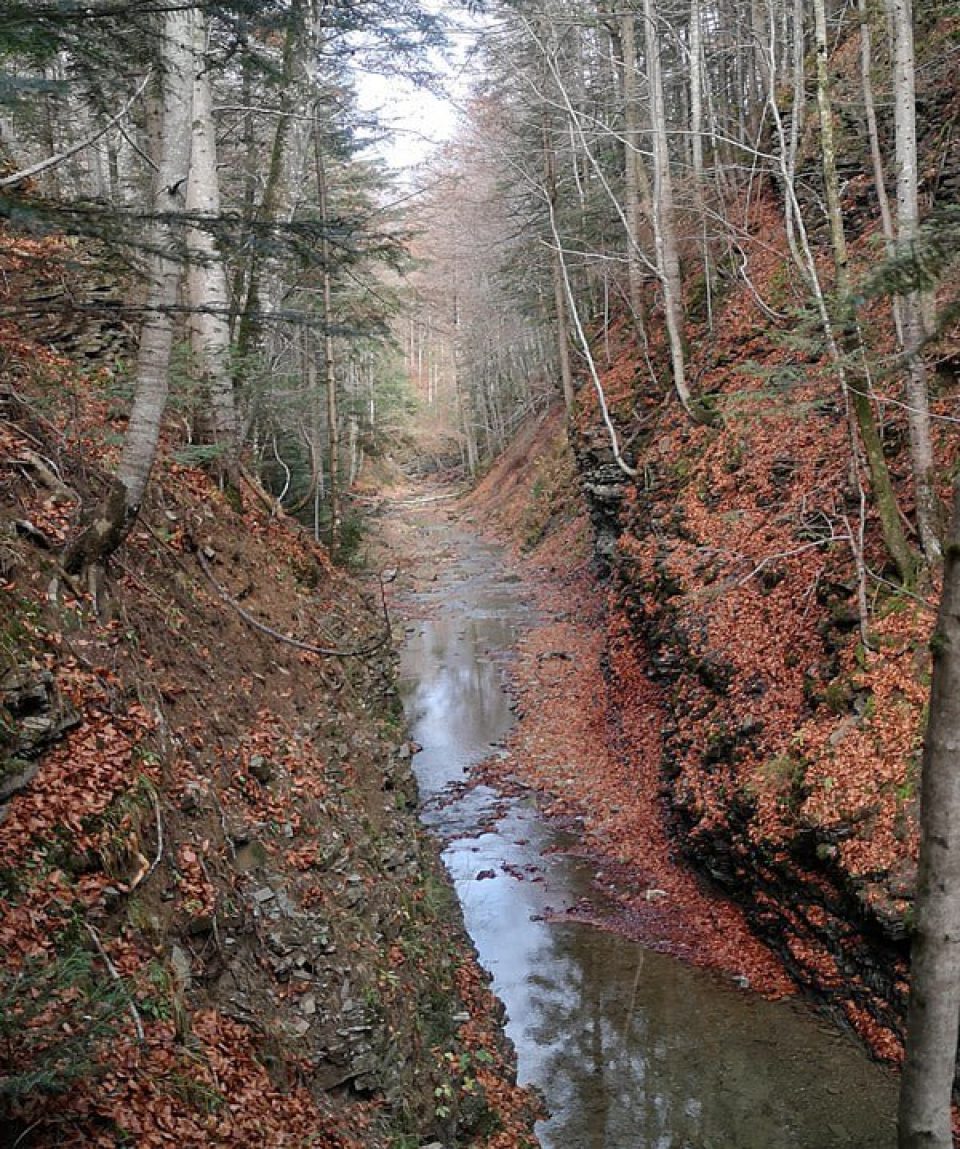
[397,519,899,1149]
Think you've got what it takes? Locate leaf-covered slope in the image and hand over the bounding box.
[0,228,537,1149]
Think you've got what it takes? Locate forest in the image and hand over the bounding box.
[1,0,960,1147]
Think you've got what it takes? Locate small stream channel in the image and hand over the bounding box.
[396,514,899,1149]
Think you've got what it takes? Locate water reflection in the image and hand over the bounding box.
[397,529,898,1149]
[401,614,519,802]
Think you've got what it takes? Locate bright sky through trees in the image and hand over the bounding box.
[352,2,484,170]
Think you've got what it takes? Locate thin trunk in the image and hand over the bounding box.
[898,482,960,1149]
[543,112,575,411]
[614,12,651,343]
[185,11,238,477]
[314,128,340,552]
[813,0,917,584]
[236,0,314,359]
[64,7,194,577]
[886,0,941,560]
[689,0,713,330]
[643,0,695,417]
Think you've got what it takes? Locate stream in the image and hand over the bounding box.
[396,513,899,1149]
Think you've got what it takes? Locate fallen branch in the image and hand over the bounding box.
[194,546,390,659]
[16,449,77,501]
[143,786,164,885]
[84,921,145,1044]
[0,72,152,189]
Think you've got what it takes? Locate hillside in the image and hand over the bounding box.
[459,204,956,1068]
[0,230,538,1148]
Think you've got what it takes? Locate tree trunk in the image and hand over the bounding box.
[236,0,314,361]
[63,7,194,576]
[642,0,694,417]
[542,111,575,411]
[813,0,917,585]
[886,0,942,560]
[613,11,651,343]
[314,128,341,551]
[185,10,238,480]
[898,482,960,1149]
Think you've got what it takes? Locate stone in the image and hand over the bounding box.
[248,754,274,784]
[171,944,192,990]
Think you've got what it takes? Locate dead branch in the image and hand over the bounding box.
[194,546,390,659]
[84,921,145,1044]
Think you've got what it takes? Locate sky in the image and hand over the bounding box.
[351,4,486,171]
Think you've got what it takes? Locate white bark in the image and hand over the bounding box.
[185,11,238,460]
[117,7,195,511]
[886,0,940,560]
[642,0,693,416]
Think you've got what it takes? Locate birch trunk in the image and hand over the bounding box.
[185,10,238,474]
[64,7,194,576]
[886,0,941,560]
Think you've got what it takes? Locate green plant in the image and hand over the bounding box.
[0,942,128,1104]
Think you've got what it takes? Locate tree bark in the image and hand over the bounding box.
[642,0,694,417]
[612,10,651,343]
[185,10,238,479]
[63,6,194,575]
[886,0,942,561]
[898,482,960,1149]
[542,110,576,412]
[813,0,917,585]
[314,127,341,551]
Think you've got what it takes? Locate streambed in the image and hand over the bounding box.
[395,513,899,1149]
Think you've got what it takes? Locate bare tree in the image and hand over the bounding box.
[185,9,238,478]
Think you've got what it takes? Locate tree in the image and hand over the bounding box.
[811,0,917,585]
[185,9,238,478]
[886,0,941,561]
[897,481,960,1149]
[64,5,196,582]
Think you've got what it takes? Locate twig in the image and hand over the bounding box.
[734,536,838,588]
[84,922,145,1044]
[0,72,152,189]
[11,1119,44,1148]
[210,785,236,860]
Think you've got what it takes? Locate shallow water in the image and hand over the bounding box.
[397,521,898,1149]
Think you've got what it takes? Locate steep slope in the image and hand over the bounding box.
[0,229,537,1149]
